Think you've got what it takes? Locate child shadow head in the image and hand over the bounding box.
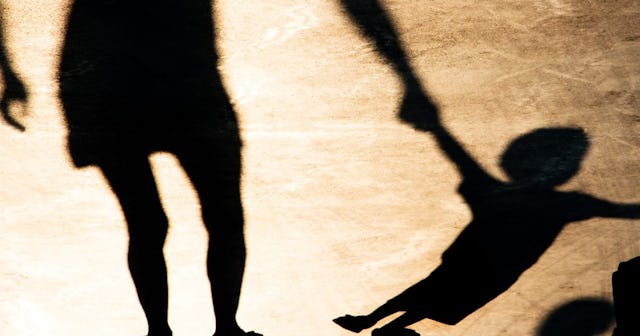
[536,298,614,336]
[500,127,589,188]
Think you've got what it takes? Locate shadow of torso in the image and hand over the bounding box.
[420,173,607,324]
[58,0,238,167]
[448,175,600,276]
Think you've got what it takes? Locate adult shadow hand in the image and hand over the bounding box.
[1,71,28,132]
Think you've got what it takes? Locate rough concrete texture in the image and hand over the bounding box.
[1,0,639,335]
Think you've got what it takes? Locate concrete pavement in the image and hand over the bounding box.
[1,0,639,335]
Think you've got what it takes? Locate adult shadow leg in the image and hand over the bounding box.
[99,153,172,336]
[176,138,251,336]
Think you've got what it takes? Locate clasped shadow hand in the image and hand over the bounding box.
[397,81,439,132]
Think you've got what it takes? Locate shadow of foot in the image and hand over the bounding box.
[213,330,263,336]
[372,327,420,336]
[334,315,376,333]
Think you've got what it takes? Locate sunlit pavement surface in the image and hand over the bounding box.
[1,1,639,335]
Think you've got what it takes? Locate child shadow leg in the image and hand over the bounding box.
[334,290,420,334]
[371,310,424,336]
[334,315,377,333]
[335,302,426,336]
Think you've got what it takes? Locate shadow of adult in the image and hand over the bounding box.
[339,0,437,131]
[536,298,614,336]
[335,114,640,336]
[0,5,28,130]
[56,1,259,335]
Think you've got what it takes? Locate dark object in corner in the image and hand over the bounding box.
[612,256,640,336]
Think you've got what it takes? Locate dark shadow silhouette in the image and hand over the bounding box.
[57,1,259,336]
[536,298,614,336]
[0,5,28,131]
[612,256,640,336]
[335,114,640,336]
[339,0,437,131]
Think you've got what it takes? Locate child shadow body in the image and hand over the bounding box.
[335,120,640,336]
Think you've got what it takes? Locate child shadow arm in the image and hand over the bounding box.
[591,198,640,219]
[430,121,494,183]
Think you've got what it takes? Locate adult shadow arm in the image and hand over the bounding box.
[339,0,437,131]
[339,0,416,81]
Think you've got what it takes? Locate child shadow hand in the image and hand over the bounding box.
[398,82,439,132]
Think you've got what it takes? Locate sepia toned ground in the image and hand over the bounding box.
[1,0,639,335]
